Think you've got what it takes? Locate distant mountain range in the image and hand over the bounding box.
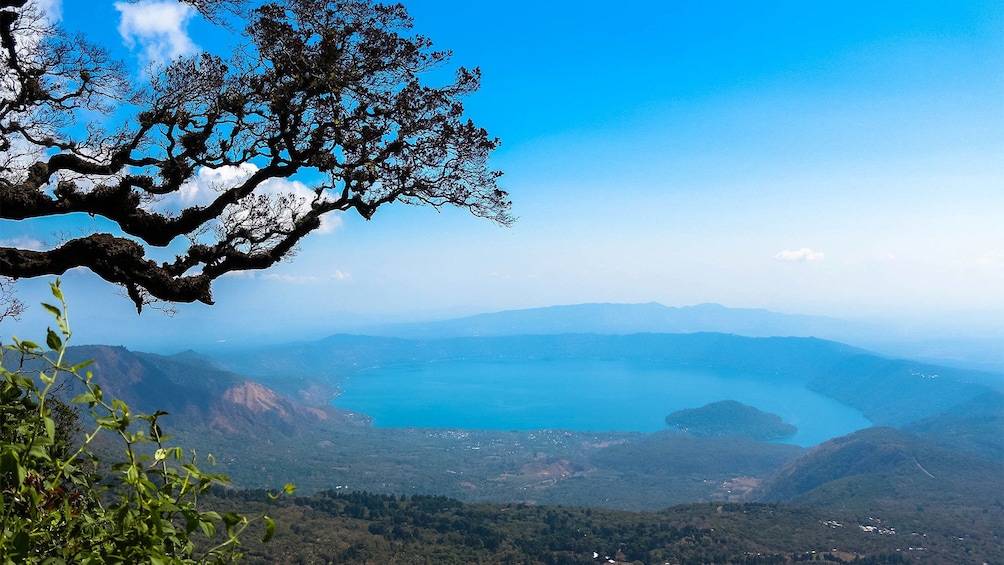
[348,302,868,340]
[322,302,1004,376]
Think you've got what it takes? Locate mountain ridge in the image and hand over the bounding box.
[750,426,1002,513]
[50,345,340,437]
[299,301,1004,377]
[346,302,868,341]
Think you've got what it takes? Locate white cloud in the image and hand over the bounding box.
[256,176,343,234]
[0,236,46,251]
[148,164,342,233]
[976,250,1003,266]
[774,248,824,262]
[260,271,352,283]
[176,163,257,209]
[0,1,63,183]
[221,270,256,279]
[115,0,198,69]
[261,274,320,283]
[34,0,62,22]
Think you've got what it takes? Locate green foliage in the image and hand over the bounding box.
[209,490,957,564]
[0,280,279,563]
[665,400,798,441]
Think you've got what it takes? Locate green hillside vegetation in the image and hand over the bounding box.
[8,300,1000,563]
[5,342,805,510]
[665,400,798,440]
[205,490,989,564]
[25,338,998,514]
[751,427,1003,562]
[805,355,992,426]
[753,426,1003,507]
[0,283,272,563]
[170,422,804,511]
[902,391,1004,461]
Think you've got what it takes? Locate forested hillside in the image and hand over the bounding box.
[207,490,998,564]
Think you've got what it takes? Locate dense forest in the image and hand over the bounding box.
[206,490,981,564]
[665,400,798,441]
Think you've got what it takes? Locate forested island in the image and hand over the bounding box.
[665,400,798,441]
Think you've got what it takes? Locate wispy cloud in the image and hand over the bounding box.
[774,248,824,262]
[975,250,1003,266]
[260,271,352,283]
[115,0,197,69]
[0,0,62,181]
[257,176,344,234]
[169,163,257,209]
[260,274,320,283]
[36,0,62,22]
[221,270,256,279]
[147,164,343,234]
[0,237,46,251]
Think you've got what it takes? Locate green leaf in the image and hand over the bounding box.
[200,519,217,539]
[222,512,243,528]
[38,369,54,384]
[41,303,62,317]
[71,392,96,405]
[111,399,129,415]
[44,416,55,442]
[262,515,276,543]
[269,482,297,500]
[0,451,19,475]
[46,328,62,351]
[95,416,121,430]
[49,280,64,301]
[69,359,95,373]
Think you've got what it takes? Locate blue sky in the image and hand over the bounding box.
[2,0,1002,351]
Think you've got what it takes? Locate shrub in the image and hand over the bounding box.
[0,280,287,563]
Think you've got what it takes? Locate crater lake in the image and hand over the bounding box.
[332,358,871,447]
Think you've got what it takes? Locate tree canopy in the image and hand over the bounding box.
[0,0,510,311]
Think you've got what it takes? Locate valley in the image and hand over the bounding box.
[26,303,1001,563]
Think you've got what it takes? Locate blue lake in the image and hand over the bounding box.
[332,359,872,447]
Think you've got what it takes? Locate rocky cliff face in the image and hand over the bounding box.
[56,345,334,437]
[212,381,329,434]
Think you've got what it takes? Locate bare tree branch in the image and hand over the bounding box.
[0,276,25,323]
[0,0,510,311]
